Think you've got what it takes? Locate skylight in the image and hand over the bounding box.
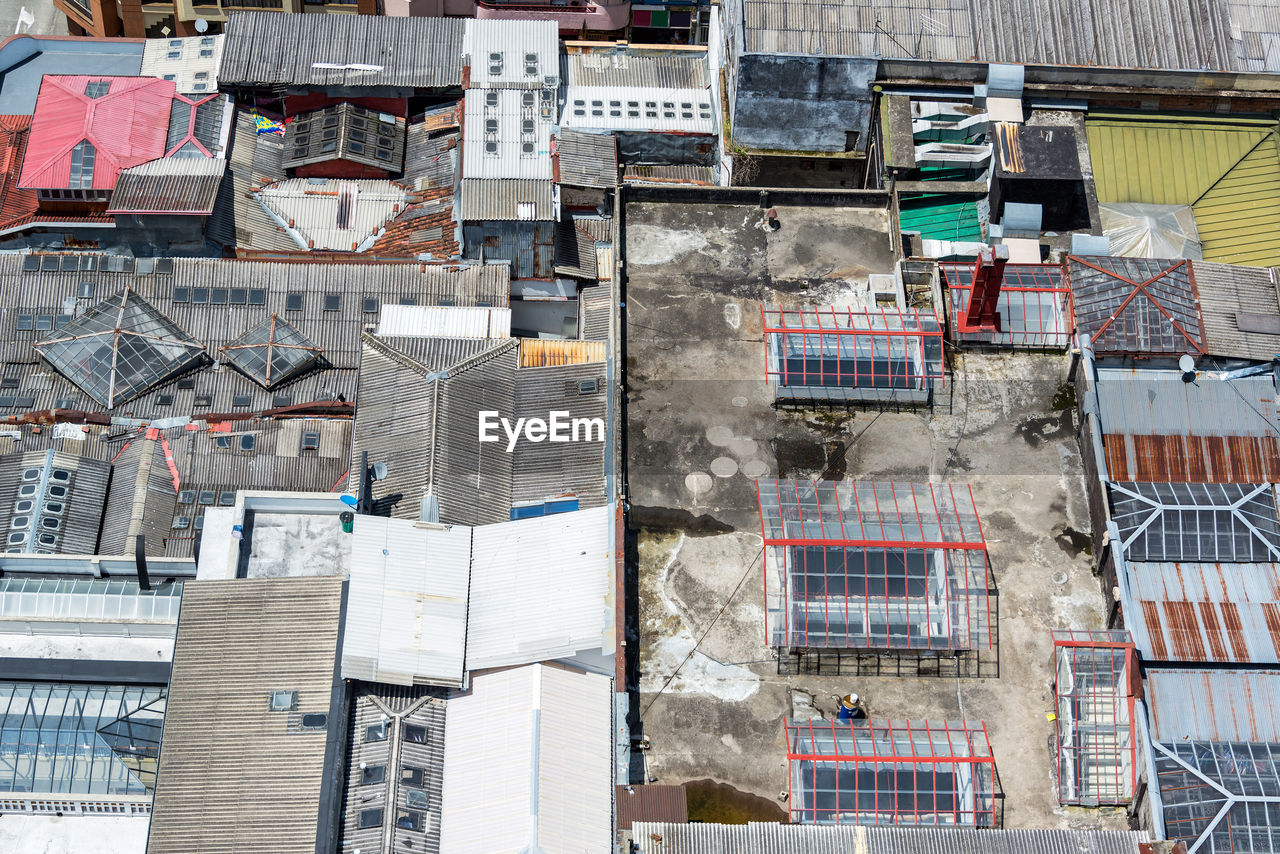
[83,81,110,99]
[69,140,96,189]
[219,315,322,389]
[33,289,206,409]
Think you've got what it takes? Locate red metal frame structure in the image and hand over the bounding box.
[940,262,1073,348]
[756,478,994,652]
[761,305,945,404]
[1051,629,1138,806]
[785,718,999,826]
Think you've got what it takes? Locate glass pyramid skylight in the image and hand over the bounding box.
[33,289,206,409]
[219,314,322,389]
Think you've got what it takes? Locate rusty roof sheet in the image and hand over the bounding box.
[1124,562,1280,664]
[617,785,688,830]
[1068,256,1205,356]
[519,339,605,368]
[1103,434,1280,484]
[1147,669,1280,742]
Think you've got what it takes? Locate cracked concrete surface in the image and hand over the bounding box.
[624,201,1128,830]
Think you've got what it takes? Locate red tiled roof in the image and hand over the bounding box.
[19,75,175,191]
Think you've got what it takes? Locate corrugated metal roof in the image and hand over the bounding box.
[617,785,688,829]
[148,576,344,854]
[563,85,715,134]
[1086,116,1280,267]
[511,362,609,508]
[565,51,709,89]
[466,504,614,670]
[462,19,559,89]
[898,194,984,242]
[738,0,1248,71]
[461,88,553,181]
[623,163,717,185]
[341,516,471,687]
[440,664,613,854]
[555,130,618,188]
[19,76,175,191]
[1103,433,1280,483]
[1068,256,1205,356]
[107,157,225,215]
[283,104,406,174]
[630,823,1150,853]
[1094,370,1279,436]
[377,304,511,338]
[141,35,223,95]
[519,338,606,367]
[1147,668,1280,742]
[254,179,408,252]
[1193,260,1280,360]
[555,217,600,279]
[459,178,553,221]
[0,449,111,555]
[1125,561,1280,664]
[218,12,464,90]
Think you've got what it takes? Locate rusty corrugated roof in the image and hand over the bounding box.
[519,339,606,368]
[617,784,688,830]
[1125,562,1280,664]
[1103,434,1280,483]
[1147,669,1280,742]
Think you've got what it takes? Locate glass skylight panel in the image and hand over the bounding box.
[220,315,322,389]
[33,290,205,408]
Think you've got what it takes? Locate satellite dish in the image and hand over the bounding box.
[339,494,358,507]
[194,18,208,33]
[1179,353,1197,383]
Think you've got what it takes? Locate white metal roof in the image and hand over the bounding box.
[462,19,559,90]
[462,88,554,180]
[141,35,223,95]
[255,179,408,252]
[562,85,716,134]
[341,515,472,688]
[466,504,614,671]
[377,304,512,338]
[0,814,151,854]
[440,663,613,854]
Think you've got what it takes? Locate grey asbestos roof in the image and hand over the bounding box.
[459,178,554,221]
[208,111,293,252]
[565,51,709,89]
[735,0,1267,72]
[108,157,225,216]
[630,823,1150,854]
[555,219,600,280]
[0,449,111,555]
[0,254,508,419]
[148,576,345,854]
[218,12,464,89]
[1193,260,1280,361]
[556,130,618,188]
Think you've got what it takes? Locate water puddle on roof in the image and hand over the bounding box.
[683,779,787,824]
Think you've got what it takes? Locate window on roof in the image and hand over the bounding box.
[68,140,95,189]
[84,81,110,98]
[406,789,429,809]
[365,722,387,743]
[168,39,182,47]
[301,431,320,452]
[401,766,424,788]
[214,435,232,449]
[403,723,427,744]
[269,690,297,711]
[199,49,213,58]
[239,433,255,452]
[163,74,176,82]
[323,294,340,312]
[166,50,180,60]
[362,297,378,313]
[361,764,385,785]
[358,809,383,830]
[285,293,303,312]
[194,71,208,80]
[200,36,213,45]
[396,811,424,832]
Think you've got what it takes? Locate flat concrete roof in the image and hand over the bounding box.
[624,199,1125,829]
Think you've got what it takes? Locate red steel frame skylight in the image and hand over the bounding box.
[761,305,946,392]
[757,479,993,651]
[940,262,1073,348]
[785,718,999,826]
[1052,629,1138,806]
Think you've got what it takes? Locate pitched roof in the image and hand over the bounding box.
[459,178,553,221]
[1068,256,1205,356]
[555,130,617,188]
[148,576,345,854]
[254,179,409,252]
[218,12,464,90]
[106,157,225,215]
[0,116,38,232]
[19,76,175,190]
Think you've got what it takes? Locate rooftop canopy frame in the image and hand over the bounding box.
[761,305,945,405]
[785,718,999,826]
[757,479,993,652]
[940,262,1073,349]
[1052,629,1137,807]
[1109,482,1280,563]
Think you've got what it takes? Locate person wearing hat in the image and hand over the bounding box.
[838,693,868,721]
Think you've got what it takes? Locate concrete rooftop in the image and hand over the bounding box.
[624,200,1126,829]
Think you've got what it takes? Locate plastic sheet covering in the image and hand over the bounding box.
[1100,203,1202,260]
